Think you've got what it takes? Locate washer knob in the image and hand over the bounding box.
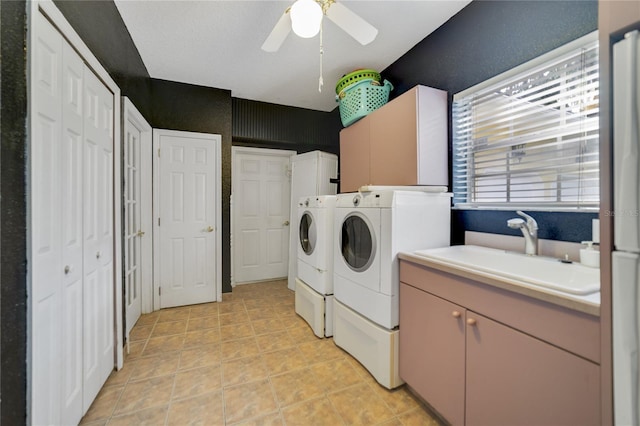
[353,195,360,206]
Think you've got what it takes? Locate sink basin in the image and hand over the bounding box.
[413,245,600,295]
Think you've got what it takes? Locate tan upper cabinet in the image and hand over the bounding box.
[339,85,448,193]
[339,117,370,193]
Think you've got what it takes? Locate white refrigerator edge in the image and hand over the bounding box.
[287,151,338,290]
[612,29,640,426]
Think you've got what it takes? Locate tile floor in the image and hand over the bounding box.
[80,280,441,426]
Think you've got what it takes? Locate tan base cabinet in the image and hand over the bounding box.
[339,85,447,193]
[399,284,465,425]
[399,260,601,425]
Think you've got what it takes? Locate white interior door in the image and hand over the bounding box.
[82,64,115,411]
[60,37,85,424]
[154,129,221,308]
[232,147,295,284]
[31,7,119,423]
[123,98,152,336]
[31,11,65,424]
[124,118,142,331]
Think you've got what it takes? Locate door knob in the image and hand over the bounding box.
[283,221,290,226]
[205,226,214,232]
[136,230,145,237]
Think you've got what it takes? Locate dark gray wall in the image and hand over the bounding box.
[382,0,599,244]
[385,0,599,99]
[0,1,28,424]
[233,98,341,154]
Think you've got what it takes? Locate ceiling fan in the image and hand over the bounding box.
[261,0,378,52]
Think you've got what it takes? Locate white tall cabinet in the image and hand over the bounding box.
[30,8,116,425]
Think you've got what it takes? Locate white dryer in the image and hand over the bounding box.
[295,195,336,337]
[332,188,451,388]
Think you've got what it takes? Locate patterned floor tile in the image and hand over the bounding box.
[80,280,437,425]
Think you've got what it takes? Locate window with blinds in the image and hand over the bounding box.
[452,32,599,210]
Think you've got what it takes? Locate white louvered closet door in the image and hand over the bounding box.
[31,9,115,425]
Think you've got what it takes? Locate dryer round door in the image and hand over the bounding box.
[340,212,376,272]
[299,211,317,256]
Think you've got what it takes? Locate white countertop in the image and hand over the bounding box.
[399,249,600,317]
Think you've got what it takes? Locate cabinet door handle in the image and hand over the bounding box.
[64,265,71,274]
[96,251,101,259]
[466,318,477,326]
[452,311,461,318]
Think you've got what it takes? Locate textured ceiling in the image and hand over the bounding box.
[115,0,471,111]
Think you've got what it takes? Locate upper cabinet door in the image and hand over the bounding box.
[339,117,370,193]
[369,87,419,186]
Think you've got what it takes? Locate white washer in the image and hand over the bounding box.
[295,195,336,337]
[332,188,451,388]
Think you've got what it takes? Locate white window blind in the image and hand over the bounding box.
[452,32,599,210]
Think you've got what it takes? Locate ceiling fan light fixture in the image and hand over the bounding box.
[290,0,323,38]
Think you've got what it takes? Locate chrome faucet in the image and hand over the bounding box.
[507,211,539,255]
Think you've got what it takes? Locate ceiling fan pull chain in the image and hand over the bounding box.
[318,20,324,93]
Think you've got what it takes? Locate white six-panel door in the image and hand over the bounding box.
[232,147,294,283]
[31,7,116,425]
[154,130,221,308]
[32,11,65,424]
[82,66,115,409]
[60,35,85,424]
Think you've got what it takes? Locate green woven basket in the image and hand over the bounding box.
[335,69,382,95]
[337,79,393,127]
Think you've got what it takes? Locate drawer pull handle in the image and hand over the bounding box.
[466,318,477,326]
[452,311,461,318]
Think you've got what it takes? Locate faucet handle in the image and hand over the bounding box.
[516,211,538,230]
[507,218,525,228]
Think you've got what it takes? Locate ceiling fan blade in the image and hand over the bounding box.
[261,9,292,52]
[325,2,378,46]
